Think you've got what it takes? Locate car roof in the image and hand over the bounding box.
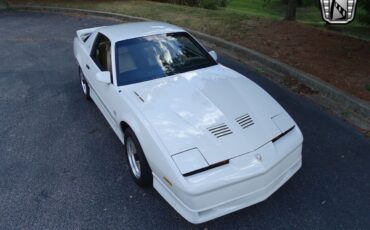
[97,21,186,43]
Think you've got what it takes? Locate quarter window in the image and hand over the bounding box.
[91,33,112,73]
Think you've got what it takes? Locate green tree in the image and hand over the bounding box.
[359,0,370,24]
[285,0,297,20]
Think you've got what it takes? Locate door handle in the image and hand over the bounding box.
[86,64,90,70]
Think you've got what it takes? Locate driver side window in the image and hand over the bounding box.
[91,33,112,75]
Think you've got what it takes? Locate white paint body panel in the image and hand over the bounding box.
[172,149,208,175]
[73,22,303,224]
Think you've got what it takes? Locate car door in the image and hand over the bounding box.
[85,33,120,132]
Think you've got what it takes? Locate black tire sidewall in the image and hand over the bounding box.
[124,127,153,187]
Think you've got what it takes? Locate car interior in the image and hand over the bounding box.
[92,34,112,74]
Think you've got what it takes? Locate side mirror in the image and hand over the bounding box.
[209,50,218,61]
[96,71,111,84]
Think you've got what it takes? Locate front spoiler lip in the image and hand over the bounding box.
[153,144,302,224]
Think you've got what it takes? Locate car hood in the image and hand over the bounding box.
[122,65,295,164]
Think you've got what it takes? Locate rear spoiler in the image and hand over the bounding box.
[76,26,105,43]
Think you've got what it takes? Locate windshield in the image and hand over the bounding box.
[115,32,217,86]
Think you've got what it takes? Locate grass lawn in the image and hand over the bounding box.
[9,0,255,42]
[228,0,322,22]
[228,0,369,39]
[8,0,370,41]
[6,0,370,101]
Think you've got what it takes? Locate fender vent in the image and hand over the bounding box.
[207,124,233,138]
[236,114,254,129]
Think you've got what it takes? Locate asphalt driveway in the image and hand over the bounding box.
[0,11,369,229]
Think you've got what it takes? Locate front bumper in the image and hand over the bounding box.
[154,128,303,224]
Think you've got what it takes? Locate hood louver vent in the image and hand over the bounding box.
[207,124,233,138]
[236,114,254,129]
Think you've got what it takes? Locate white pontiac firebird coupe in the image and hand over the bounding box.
[73,21,303,224]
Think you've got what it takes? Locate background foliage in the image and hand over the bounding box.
[151,0,370,24]
[150,0,231,9]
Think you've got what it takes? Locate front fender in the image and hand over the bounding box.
[116,94,184,189]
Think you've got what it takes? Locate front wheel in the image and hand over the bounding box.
[124,127,152,187]
[79,67,90,100]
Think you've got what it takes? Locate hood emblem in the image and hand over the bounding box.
[255,154,263,162]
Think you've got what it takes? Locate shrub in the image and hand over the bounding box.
[359,0,370,25]
[281,0,318,6]
[149,0,231,9]
[150,0,200,6]
[218,0,231,7]
[200,0,218,9]
[361,0,370,11]
[358,14,370,25]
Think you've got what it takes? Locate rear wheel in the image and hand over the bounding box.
[124,127,152,187]
[79,67,90,100]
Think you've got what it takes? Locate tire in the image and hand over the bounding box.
[124,127,153,187]
[79,67,91,100]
